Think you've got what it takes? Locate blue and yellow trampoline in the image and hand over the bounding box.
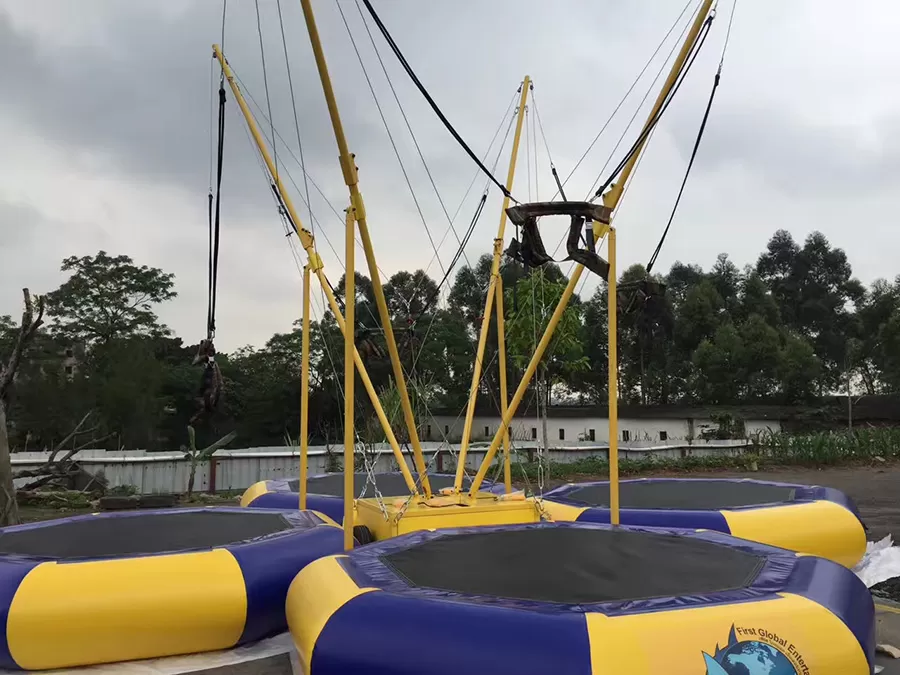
[286,522,875,674]
[541,477,867,567]
[0,506,344,671]
[242,472,502,523]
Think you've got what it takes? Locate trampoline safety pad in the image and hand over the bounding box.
[563,480,795,510]
[0,507,343,671]
[542,478,868,567]
[241,472,502,524]
[286,522,876,675]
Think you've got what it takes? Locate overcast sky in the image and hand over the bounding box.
[3,0,900,351]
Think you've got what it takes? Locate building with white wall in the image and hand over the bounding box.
[424,403,786,445]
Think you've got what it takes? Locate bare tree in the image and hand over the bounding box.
[0,289,45,526]
[13,410,113,495]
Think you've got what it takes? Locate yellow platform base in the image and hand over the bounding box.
[354,492,542,540]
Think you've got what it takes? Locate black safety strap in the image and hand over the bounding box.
[646,64,721,274]
[551,166,568,202]
[359,0,515,202]
[592,14,715,203]
[208,82,226,340]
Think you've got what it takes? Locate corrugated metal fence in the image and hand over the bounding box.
[11,439,754,495]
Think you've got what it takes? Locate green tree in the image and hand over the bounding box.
[777,332,821,402]
[756,231,863,391]
[575,286,608,402]
[693,322,745,404]
[504,269,586,407]
[46,251,176,345]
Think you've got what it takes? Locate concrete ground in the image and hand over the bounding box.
[876,601,900,673]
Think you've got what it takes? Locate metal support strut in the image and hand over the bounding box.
[455,76,531,492]
[467,0,716,520]
[212,43,420,499]
[300,0,433,499]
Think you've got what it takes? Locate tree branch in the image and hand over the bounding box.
[0,289,45,399]
[46,410,95,464]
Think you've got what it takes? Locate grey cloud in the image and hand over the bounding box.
[5,0,900,349]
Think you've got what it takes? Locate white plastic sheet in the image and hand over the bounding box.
[0,632,300,675]
[855,535,900,589]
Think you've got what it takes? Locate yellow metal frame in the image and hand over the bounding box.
[466,0,715,512]
[342,206,357,551]
[223,0,714,535]
[455,77,531,493]
[299,0,432,501]
[355,494,541,541]
[300,265,311,510]
[212,44,419,500]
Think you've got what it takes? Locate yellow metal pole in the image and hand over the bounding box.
[454,76,531,490]
[212,44,418,495]
[468,264,586,496]
[342,207,356,551]
[315,271,419,493]
[604,0,714,208]
[607,229,619,525]
[299,0,432,498]
[495,276,512,493]
[300,265,311,510]
[595,2,712,518]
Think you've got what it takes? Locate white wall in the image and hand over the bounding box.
[10,439,760,495]
[425,414,781,443]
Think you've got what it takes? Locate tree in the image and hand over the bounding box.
[856,277,900,392]
[756,231,863,391]
[575,286,608,402]
[46,251,176,345]
[504,269,586,407]
[0,289,45,525]
[777,332,821,403]
[693,322,745,404]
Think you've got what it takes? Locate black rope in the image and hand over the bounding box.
[414,191,488,326]
[359,0,516,202]
[647,64,721,274]
[208,81,226,340]
[591,13,714,202]
[276,0,314,231]
[554,0,695,201]
[220,0,227,56]
[531,86,567,201]
[254,0,278,182]
[645,1,737,273]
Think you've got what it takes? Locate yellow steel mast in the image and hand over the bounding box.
[455,77,531,494]
[342,206,356,550]
[211,44,420,500]
[299,265,311,510]
[299,0,433,499]
[466,0,716,521]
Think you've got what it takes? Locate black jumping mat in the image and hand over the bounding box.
[0,511,291,559]
[564,480,796,510]
[383,527,764,604]
[288,472,468,497]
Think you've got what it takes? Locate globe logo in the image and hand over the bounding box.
[703,625,799,675]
